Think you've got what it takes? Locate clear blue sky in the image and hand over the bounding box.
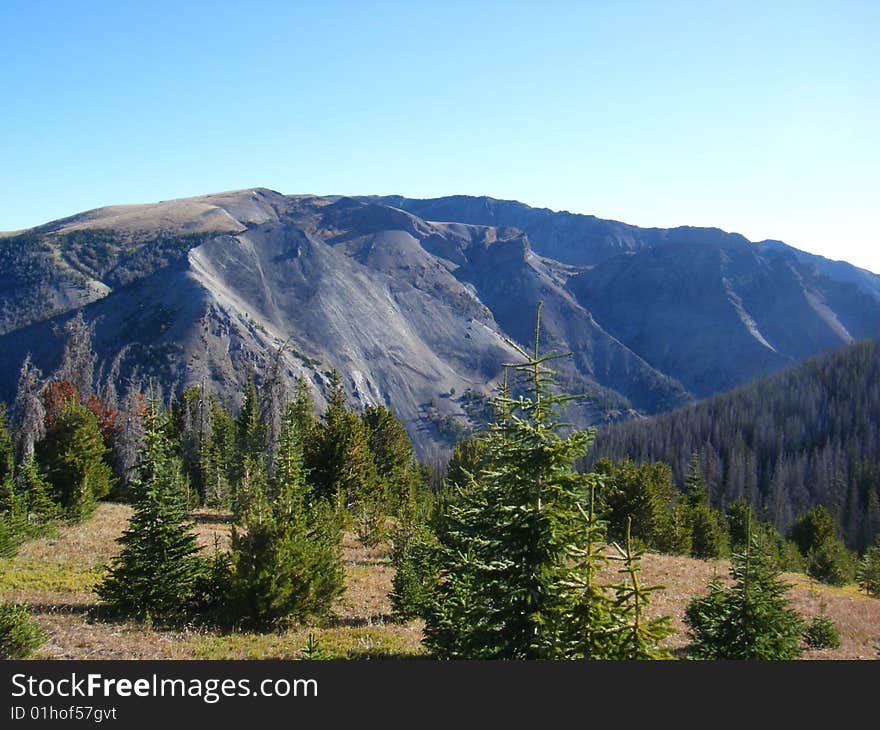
[2,1,878,272]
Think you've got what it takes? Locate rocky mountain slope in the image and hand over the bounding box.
[1,189,878,457]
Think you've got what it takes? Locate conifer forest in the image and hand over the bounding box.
[1,306,878,661]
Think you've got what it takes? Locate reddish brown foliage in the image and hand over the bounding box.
[87,394,118,446]
[42,380,80,427]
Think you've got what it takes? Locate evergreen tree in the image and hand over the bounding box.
[0,603,46,659]
[289,375,317,441]
[726,497,752,552]
[608,518,674,659]
[684,452,708,506]
[863,489,880,552]
[231,455,270,523]
[362,404,418,515]
[443,436,487,492]
[389,518,440,621]
[0,473,23,558]
[0,405,13,487]
[685,521,803,659]
[258,346,288,471]
[662,500,694,556]
[424,306,663,659]
[802,612,840,649]
[685,454,728,559]
[97,409,204,620]
[170,385,208,500]
[235,376,266,467]
[560,481,629,659]
[38,398,113,520]
[594,457,681,551]
[229,408,344,627]
[202,397,236,508]
[0,465,55,554]
[0,407,54,555]
[16,453,58,524]
[791,505,837,556]
[689,504,728,560]
[304,369,347,499]
[805,538,856,586]
[791,505,855,585]
[308,371,383,538]
[300,633,326,660]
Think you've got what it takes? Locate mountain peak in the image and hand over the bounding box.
[1,189,878,457]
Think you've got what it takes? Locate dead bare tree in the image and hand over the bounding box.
[57,312,97,399]
[12,355,46,466]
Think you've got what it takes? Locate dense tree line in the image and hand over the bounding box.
[589,338,880,551]
[2,306,863,657]
[97,367,431,627]
[0,315,431,630]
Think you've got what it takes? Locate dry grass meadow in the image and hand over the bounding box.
[1,502,877,660]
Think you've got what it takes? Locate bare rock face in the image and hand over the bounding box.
[1,189,878,458]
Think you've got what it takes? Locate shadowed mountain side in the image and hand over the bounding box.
[761,239,880,302]
[568,243,880,397]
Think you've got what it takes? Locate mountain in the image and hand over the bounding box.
[589,338,880,550]
[759,239,880,302]
[1,189,878,457]
[366,195,880,397]
[366,195,880,298]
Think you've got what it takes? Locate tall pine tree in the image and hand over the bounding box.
[424,305,666,659]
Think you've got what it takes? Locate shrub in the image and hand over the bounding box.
[806,538,856,586]
[0,603,46,659]
[802,614,841,650]
[791,506,837,556]
[857,541,880,597]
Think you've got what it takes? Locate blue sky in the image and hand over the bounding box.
[1,1,878,271]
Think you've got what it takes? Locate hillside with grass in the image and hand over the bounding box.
[1,502,877,660]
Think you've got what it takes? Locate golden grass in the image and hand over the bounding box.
[193,624,426,660]
[1,502,878,660]
[190,507,232,553]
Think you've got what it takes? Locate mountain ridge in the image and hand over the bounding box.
[1,188,878,457]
